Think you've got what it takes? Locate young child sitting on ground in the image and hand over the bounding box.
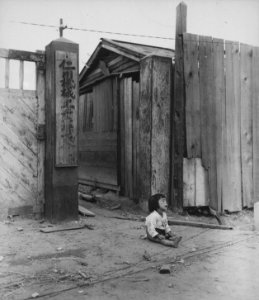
[145,193,182,248]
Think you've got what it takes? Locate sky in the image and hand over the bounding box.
[0,0,259,87]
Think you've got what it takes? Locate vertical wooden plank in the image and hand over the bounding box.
[93,86,98,132]
[119,78,125,194]
[199,35,218,210]
[252,47,259,205]
[183,33,201,158]
[5,58,9,88]
[151,57,172,198]
[183,158,195,207]
[223,41,242,212]
[79,94,85,132]
[132,80,140,200]
[240,44,253,208]
[36,65,45,215]
[212,38,225,212]
[139,57,152,201]
[19,60,24,90]
[124,77,133,198]
[172,2,187,210]
[195,158,209,206]
[112,77,118,132]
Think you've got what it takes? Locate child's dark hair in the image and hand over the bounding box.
[148,193,166,212]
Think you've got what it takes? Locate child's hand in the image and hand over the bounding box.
[157,234,165,240]
[166,232,173,238]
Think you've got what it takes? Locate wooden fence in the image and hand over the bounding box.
[182,33,259,212]
[0,48,45,218]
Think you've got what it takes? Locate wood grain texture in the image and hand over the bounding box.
[195,158,209,206]
[55,51,78,167]
[172,2,187,209]
[240,44,253,208]
[199,35,218,210]
[212,38,225,212]
[132,80,140,200]
[36,65,45,214]
[252,47,259,204]
[124,77,133,198]
[139,57,152,199]
[183,33,201,158]
[183,158,195,207]
[151,57,171,198]
[223,41,242,212]
[0,89,38,218]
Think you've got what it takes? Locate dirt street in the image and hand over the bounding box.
[0,200,258,300]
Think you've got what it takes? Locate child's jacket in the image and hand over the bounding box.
[145,211,171,238]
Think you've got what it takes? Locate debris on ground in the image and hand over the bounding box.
[40,224,87,233]
[159,264,171,274]
[16,227,24,231]
[143,250,151,261]
[78,205,95,217]
[31,292,39,298]
[110,204,121,210]
[0,256,4,262]
[78,270,90,279]
[79,192,96,203]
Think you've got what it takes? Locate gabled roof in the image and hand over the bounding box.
[79,38,174,82]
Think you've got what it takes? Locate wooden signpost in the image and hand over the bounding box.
[45,38,79,222]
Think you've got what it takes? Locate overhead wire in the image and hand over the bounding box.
[10,21,175,41]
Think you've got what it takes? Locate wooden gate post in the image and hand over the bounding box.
[45,38,79,222]
[171,2,187,210]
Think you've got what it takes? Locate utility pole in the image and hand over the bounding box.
[59,18,67,37]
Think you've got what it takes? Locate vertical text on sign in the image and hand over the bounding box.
[55,51,78,167]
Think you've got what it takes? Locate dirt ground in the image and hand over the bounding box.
[0,192,258,300]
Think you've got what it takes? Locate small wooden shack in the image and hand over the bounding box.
[79,39,174,206]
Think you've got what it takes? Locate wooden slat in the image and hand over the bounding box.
[5,58,9,88]
[112,77,118,131]
[0,48,45,63]
[252,47,259,204]
[36,65,45,214]
[132,81,140,199]
[119,78,125,193]
[172,2,187,209]
[124,77,133,198]
[183,158,195,207]
[151,57,171,197]
[79,132,117,152]
[223,41,242,212]
[240,44,253,208]
[139,57,152,199]
[199,35,218,210]
[0,90,38,154]
[19,60,24,90]
[212,38,225,212]
[195,158,209,206]
[183,33,201,158]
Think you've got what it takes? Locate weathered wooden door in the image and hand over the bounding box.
[0,49,45,219]
[79,77,118,190]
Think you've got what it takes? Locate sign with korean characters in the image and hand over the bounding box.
[55,51,78,167]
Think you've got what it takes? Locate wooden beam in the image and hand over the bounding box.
[172,2,187,210]
[99,60,110,76]
[0,48,45,63]
[252,47,259,205]
[167,218,233,230]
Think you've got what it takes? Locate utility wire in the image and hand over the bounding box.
[10,21,175,41]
